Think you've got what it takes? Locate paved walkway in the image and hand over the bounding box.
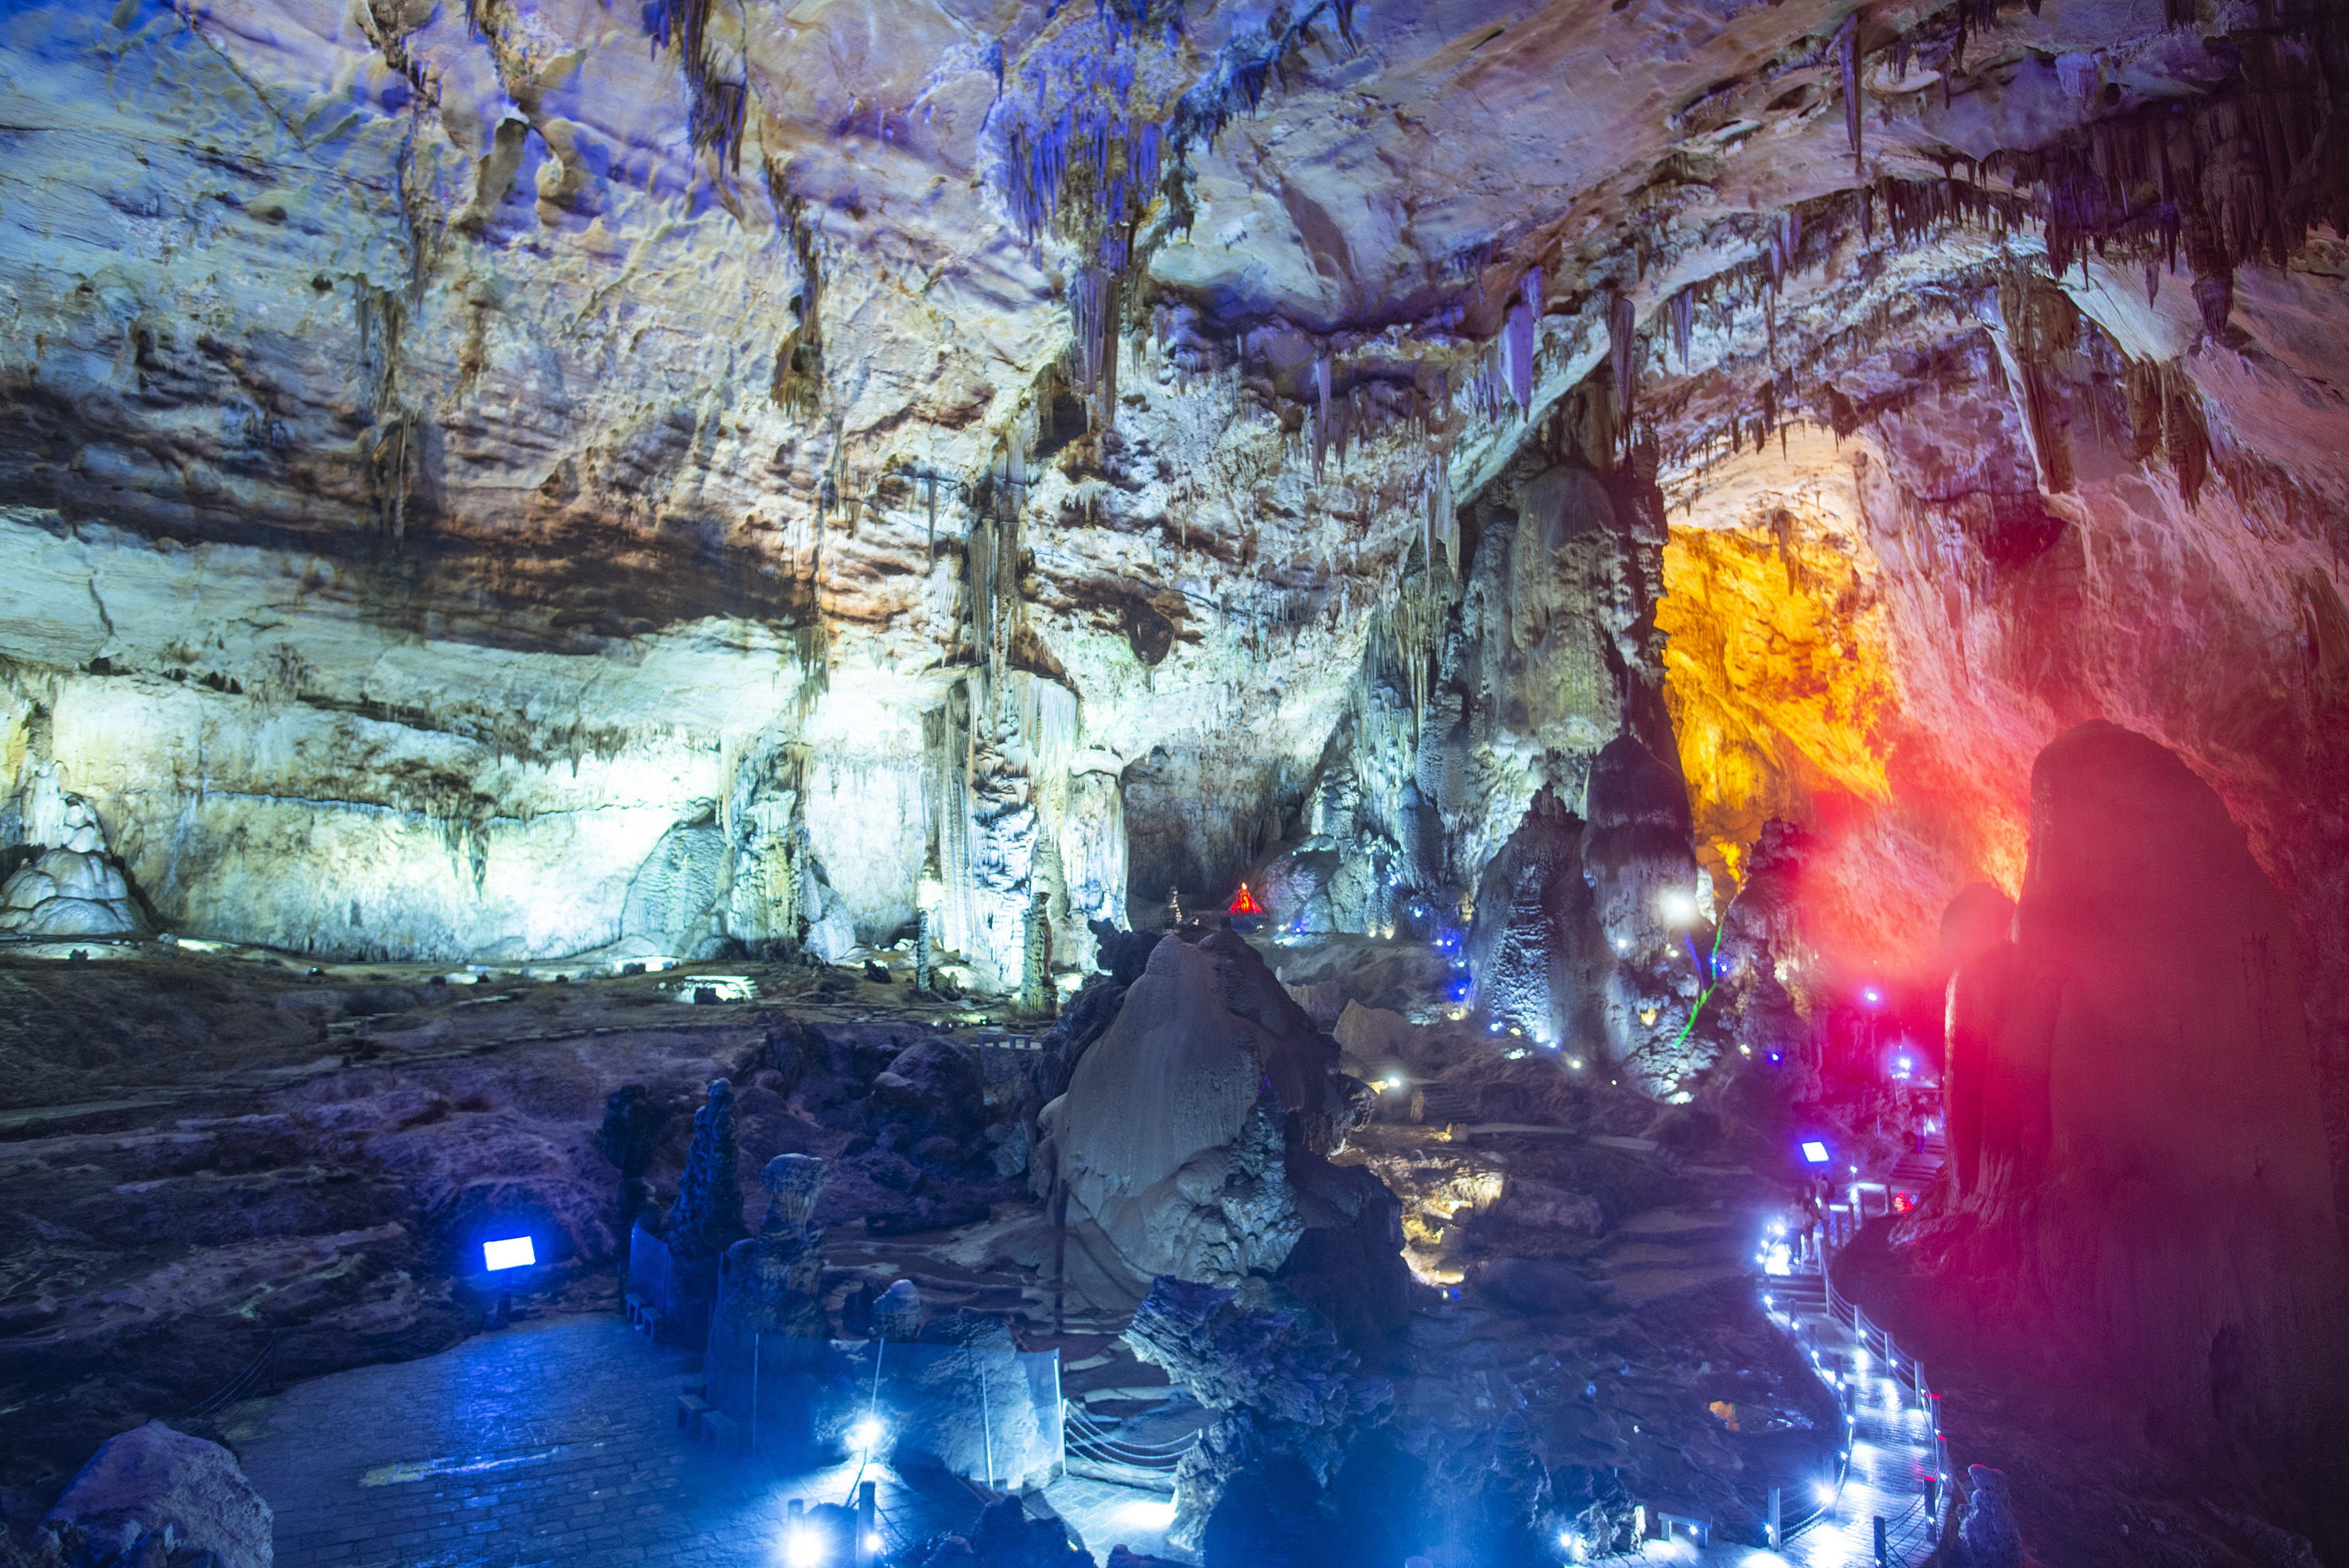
[1573,1267,1943,1568]
[224,1315,1177,1568]
[1757,1266,1944,1568]
[1600,1128,1951,1568]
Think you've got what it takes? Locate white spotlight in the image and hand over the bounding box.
[1115,1500,1176,1530]
[482,1236,535,1271]
[1660,889,1699,924]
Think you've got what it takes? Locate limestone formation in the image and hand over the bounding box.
[758,1154,830,1244]
[0,788,148,939]
[1464,784,1600,1047]
[873,1279,924,1344]
[1925,723,2349,1457]
[1583,735,1711,1095]
[1123,1278,1392,1555]
[1950,1465,2026,1568]
[4,0,2349,1559]
[664,1079,746,1266]
[1039,928,1373,1284]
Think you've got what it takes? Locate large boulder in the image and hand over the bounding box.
[869,1039,986,1143]
[42,1421,272,1568]
[1924,722,2349,1456]
[1036,928,1408,1334]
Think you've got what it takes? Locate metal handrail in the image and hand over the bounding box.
[181,1333,280,1420]
[1060,1401,1201,1467]
[1060,1401,1200,1447]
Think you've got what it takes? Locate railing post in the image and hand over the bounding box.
[856,1481,877,1567]
[1768,1486,1782,1549]
[1873,1515,1888,1565]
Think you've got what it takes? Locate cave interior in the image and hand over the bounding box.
[3,0,2349,1566]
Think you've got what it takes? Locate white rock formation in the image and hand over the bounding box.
[0,780,149,937]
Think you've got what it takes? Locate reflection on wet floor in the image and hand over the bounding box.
[227,1314,1178,1568]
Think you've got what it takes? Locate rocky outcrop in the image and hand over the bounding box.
[1123,1278,1393,1558]
[1702,819,1819,1071]
[40,1421,271,1568]
[1035,927,1405,1333]
[1915,723,2349,1466]
[1925,1465,2025,1568]
[1460,735,1723,1094]
[896,1496,1091,1568]
[663,1079,747,1266]
[1301,455,1676,949]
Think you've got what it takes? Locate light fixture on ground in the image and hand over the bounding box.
[849,1416,886,1453]
[482,1236,535,1271]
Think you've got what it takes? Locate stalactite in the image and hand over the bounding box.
[1424,450,1457,574]
[1313,353,1332,482]
[1608,292,1638,430]
[765,169,826,419]
[2000,37,2335,318]
[1672,287,1694,372]
[1503,290,1536,417]
[645,0,745,169]
[2127,360,2211,506]
[1837,14,1862,174]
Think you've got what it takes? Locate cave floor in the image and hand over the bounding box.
[218,1311,1179,1568]
[204,1258,1945,1568]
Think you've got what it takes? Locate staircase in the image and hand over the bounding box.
[1885,1130,1947,1204]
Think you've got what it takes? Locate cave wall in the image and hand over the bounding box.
[1920,722,2349,1490]
[1650,234,2349,1188]
[1,0,2344,1068]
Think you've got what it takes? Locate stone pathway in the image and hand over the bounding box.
[1758,1267,1944,1568]
[224,1314,1180,1568]
[1563,1263,1942,1568]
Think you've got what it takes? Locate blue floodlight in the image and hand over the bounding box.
[483,1235,536,1271]
[1801,1140,1831,1165]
